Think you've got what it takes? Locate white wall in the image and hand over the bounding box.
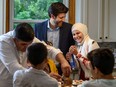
[75,0,116,42]
[0,0,6,35]
[109,0,116,41]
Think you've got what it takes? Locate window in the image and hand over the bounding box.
[9,0,66,29]
[6,0,75,32]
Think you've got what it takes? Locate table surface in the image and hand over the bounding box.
[58,80,83,87]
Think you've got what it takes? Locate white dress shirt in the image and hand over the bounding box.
[13,67,58,87]
[0,30,61,87]
[47,20,60,49]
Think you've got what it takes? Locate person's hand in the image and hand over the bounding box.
[55,53,71,77]
[69,45,78,55]
[66,52,72,61]
[49,72,62,82]
[61,60,71,77]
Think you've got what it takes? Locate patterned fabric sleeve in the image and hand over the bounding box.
[76,53,91,70]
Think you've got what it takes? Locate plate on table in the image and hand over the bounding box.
[72,80,83,86]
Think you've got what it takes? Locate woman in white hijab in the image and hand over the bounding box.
[66,23,99,80]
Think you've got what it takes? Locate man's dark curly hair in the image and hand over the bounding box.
[27,43,47,66]
[48,2,68,17]
[14,23,34,42]
[87,48,114,75]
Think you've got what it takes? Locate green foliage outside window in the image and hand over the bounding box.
[14,0,63,20]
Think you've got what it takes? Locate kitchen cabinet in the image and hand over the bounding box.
[75,0,116,42]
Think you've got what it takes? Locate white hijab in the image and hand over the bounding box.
[72,23,92,78]
[72,23,88,46]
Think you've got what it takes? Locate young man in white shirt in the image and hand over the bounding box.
[0,23,71,87]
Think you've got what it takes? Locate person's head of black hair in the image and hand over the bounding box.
[14,23,34,42]
[87,48,114,75]
[48,2,68,17]
[26,43,48,66]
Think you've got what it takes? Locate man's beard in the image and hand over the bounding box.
[56,21,63,27]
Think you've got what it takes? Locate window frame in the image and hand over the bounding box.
[6,0,75,32]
